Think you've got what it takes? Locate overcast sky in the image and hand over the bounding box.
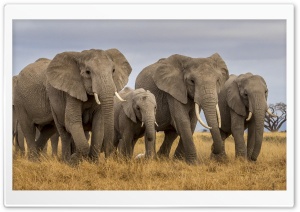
[13,20,286,131]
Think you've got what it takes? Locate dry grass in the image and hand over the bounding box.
[13,132,286,190]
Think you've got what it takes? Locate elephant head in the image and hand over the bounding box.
[121,88,157,158]
[226,73,276,161]
[46,48,132,156]
[152,53,229,154]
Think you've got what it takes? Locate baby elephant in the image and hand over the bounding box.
[218,73,276,161]
[114,87,157,159]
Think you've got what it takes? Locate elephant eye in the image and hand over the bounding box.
[136,106,140,111]
[190,79,194,84]
[112,68,115,73]
[86,70,91,75]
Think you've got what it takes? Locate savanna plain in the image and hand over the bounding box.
[13,132,286,190]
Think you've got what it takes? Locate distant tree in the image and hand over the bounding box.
[264,102,287,132]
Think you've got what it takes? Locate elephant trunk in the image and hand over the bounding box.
[101,97,115,157]
[249,109,266,161]
[196,83,224,155]
[201,99,225,155]
[247,95,268,161]
[93,76,115,158]
[143,114,156,159]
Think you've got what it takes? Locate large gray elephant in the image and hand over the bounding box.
[13,49,132,163]
[217,73,276,161]
[113,87,157,159]
[46,48,132,164]
[135,53,229,164]
[14,67,57,160]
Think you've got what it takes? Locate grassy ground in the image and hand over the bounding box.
[13,132,286,190]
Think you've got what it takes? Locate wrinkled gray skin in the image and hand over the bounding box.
[13,77,25,154]
[12,122,60,157]
[14,49,131,164]
[13,76,60,157]
[218,73,270,161]
[113,87,157,159]
[13,64,57,160]
[46,49,132,164]
[135,53,229,164]
[13,106,25,154]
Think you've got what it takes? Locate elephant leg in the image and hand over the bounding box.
[18,122,37,160]
[16,123,25,155]
[50,133,59,157]
[85,131,90,141]
[64,96,90,165]
[174,138,185,160]
[51,110,72,162]
[174,112,197,160]
[157,130,178,158]
[89,111,104,162]
[118,132,134,158]
[230,111,247,158]
[36,125,56,154]
[169,98,197,164]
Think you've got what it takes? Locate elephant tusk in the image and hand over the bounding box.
[246,111,252,121]
[267,109,277,117]
[115,92,126,102]
[94,93,101,105]
[141,122,144,127]
[216,104,221,128]
[155,122,159,127]
[195,103,212,130]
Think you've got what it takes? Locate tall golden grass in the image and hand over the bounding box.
[13,132,286,190]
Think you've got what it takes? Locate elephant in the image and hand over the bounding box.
[46,48,131,164]
[135,53,229,164]
[113,87,157,159]
[13,49,132,163]
[13,76,25,154]
[13,60,60,160]
[217,73,276,161]
[13,107,25,155]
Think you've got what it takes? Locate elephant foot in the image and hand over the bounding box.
[28,155,40,162]
[68,153,83,167]
[27,151,40,162]
[173,153,185,161]
[235,153,247,162]
[247,156,257,162]
[186,155,200,165]
[210,152,228,163]
[157,149,170,159]
[157,153,170,161]
[88,154,99,164]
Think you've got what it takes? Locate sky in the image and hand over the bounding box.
[12,20,287,131]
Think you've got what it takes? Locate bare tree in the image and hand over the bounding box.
[264,102,287,132]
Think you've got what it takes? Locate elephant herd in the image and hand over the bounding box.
[12,48,276,165]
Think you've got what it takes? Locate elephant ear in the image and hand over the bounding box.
[226,76,247,117]
[121,92,137,123]
[235,72,253,88]
[105,48,132,92]
[208,53,229,86]
[46,52,88,102]
[152,56,188,104]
